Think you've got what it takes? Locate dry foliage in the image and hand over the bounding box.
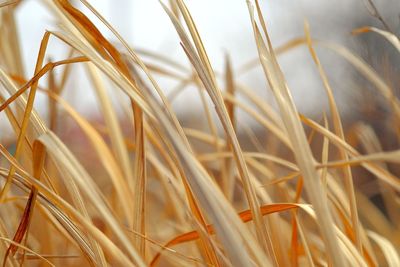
[0,0,399,266]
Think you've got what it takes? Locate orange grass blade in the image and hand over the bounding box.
[17,141,46,266]
[57,0,129,75]
[0,56,89,112]
[150,203,298,266]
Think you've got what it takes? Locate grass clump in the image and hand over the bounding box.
[0,0,399,266]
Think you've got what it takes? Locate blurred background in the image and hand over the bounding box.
[1,0,399,140]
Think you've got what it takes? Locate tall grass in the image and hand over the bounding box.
[0,0,399,266]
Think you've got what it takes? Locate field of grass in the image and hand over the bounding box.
[0,0,399,266]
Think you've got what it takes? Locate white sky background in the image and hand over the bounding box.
[2,0,398,138]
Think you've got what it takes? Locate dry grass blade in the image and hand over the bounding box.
[361,0,393,32]
[247,1,346,266]
[141,71,270,266]
[300,115,400,191]
[0,1,18,8]
[85,63,134,217]
[352,26,400,51]
[2,141,46,266]
[74,1,226,261]
[162,2,274,264]
[367,231,400,267]
[43,88,132,222]
[223,92,291,148]
[3,190,35,264]
[0,32,50,203]
[0,5,24,75]
[304,21,362,252]
[0,237,54,266]
[220,54,235,200]
[37,132,142,266]
[0,146,138,266]
[48,1,148,255]
[317,149,400,167]
[353,123,400,228]
[150,203,298,266]
[0,56,89,112]
[319,41,400,119]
